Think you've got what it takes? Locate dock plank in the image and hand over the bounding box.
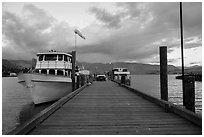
[29,80,201,135]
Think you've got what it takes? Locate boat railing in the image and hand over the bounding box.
[113,71,130,75]
[36,61,72,69]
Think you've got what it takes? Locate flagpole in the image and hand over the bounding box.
[75,33,77,52]
[180,2,185,106]
[74,29,85,68]
[74,31,77,75]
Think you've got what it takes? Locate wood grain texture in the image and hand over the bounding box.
[29,80,201,135]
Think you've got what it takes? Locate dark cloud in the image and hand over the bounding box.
[116,2,148,20]
[3,4,74,60]
[22,4,56,30]
[78,2,201,63]
[77,26,164,62]
[89,7,123,28]
[3,11,48,50]
[168,58,180,63]
[89,3,147,29]
[184,36,202,49]
[2,2,202,64]
[182,2,202,36]
[148,2,202,37]
[190,62,201,65]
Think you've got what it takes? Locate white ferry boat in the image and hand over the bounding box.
[18,50,73,104]
[111,68,131,85]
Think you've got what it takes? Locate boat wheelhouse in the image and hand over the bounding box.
[34,51,72,76]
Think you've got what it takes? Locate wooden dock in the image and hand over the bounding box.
[23,80,201,135]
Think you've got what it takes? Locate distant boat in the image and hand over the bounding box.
[9,73,17,77]
[175,74,202,82]
[18,50,73,104]
[111,68,131,85]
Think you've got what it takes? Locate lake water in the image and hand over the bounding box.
[2,77,54,134]
[2,75,202,134]
[130,75,202,112]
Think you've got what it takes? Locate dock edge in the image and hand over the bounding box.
[112,80,202,127]
[7,83,88,135]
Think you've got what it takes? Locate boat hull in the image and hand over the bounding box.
[18,73,72,104]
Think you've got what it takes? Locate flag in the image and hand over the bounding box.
[74,29,85,39]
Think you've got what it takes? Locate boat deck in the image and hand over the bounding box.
[28,80,201,135]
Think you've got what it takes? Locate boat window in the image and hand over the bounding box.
[113,68,118,71]
[68,70,71,77]
[34,69,39,73]
[58,54,63,61]
[57,70,63,76]
[49,69,55,75]
[64,55,68,61]
[68,57,71,62]
[41,69,47,74]
[38,55,43,61]
[64,69,68,76]
[45,54,57,61]
[123,69,127,72]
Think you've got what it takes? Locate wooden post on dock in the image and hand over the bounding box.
[160,46,168,101]
[121,75,126,84]
[79,75,82,87]
[184,76,195,112]
[83,75,85,85]
[76,75,80,89]
[81,75,84,86]
[72,51,76,91]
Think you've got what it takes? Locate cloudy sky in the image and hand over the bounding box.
[2,2,202,66]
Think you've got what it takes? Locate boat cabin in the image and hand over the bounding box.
[112,68,130,80]
[34,51,72,77]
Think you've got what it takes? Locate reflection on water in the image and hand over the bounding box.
[130,75,202,113]
[18,101,54,125]
[2,77,54,134]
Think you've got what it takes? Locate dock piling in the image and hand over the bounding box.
[160,46,168,101]
[81,75,85,86]
[72,51,76,91]
[121,75,126,84]
[184,76,195,112]
[76,75,80,89]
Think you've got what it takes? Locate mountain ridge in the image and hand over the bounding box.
[3,59,202,75]
[2,59,194,75]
